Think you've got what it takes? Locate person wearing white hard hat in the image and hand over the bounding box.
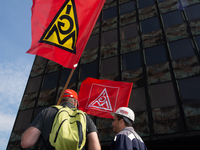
[109,107,148,150]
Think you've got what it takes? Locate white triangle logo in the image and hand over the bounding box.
[87,88,112,111]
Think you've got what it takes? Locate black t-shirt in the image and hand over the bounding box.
[30,102,97,146]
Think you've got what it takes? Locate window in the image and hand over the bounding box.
[41,72,60,90]
[120,1,135,15]
[162,10,184,28]
[141,17,160,34]
[128,87,147,112]
[169,38,195,60]
[149,82,177,108]
[85,34,99,50]
[60,68,77,86]
[178,76,200,104]
[121,23,138,40]
[195,35,200,49]
[145,45,167,65]
[185,3,200,21]
[101,57,118,76]
[122,51,142,71]
[25,76,42,93]
[103,6,117,20]
[102,29,118,45]
[138,0,155,9]
[80,61,98,81]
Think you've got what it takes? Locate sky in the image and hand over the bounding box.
[0,0,34,149]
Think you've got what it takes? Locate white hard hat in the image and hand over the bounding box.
[111,107,135,122]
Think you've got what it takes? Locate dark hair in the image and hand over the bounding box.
[116,114,134,127]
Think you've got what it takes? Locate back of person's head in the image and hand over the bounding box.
[112,107,135,127]
[60,89,79,106]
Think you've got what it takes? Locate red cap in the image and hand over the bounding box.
[63,89,78,100]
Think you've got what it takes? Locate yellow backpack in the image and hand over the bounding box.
[49,105,87,150]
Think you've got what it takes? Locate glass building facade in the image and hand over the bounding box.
[6,0,200,149]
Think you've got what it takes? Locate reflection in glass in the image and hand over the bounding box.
[80,61,98,81]
[120,1,135,15]
[169,38,195,60]
[149,82,177,108]
[162,10,183,28]
[178,76,200,103]
[103,6,117,20]
[141,17,160,34]
[122,51,142,71]
[101,57,118,76]
[145,45,167,65]
[121,23,138,40]
[138,0,155,9]
[85,34,99,50]
[101,29,118,45]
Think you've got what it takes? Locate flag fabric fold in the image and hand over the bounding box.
[78,78,133,118]
[27,0,105,69]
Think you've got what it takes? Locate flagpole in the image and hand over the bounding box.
[57,69,75,105]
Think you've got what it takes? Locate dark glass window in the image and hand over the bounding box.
[101,57,118,76]
[42,72,60,90]
[195,35,200,49]
[145,45,167,65]
[103,6,117,20]
[141,17,160,34]
[25,76,42,93]
[149,82,177,108]
[169,38,195,60]
[185,3,200,21]
[138,0,155,9]
[128,87,147,112]
[60,68,77,86]
[120,1,135,15]
[121,23,138,40]
[178,76,200,104]
[158,0,167,2]
[85,34,99,50]
[101,29,118,45]
[80,61,98,81]
[122,51,142,71]
[162,10,184,28]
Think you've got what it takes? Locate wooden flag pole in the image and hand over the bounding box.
[57,69,75,105]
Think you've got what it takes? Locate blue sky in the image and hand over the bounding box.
[0,0,34,149]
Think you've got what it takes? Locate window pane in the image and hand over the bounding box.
[169,38,195,60]
[162,10,184,28]
[102,29,118,45]
[85,34,99,50]
[122,51,142,71]
[138,0,155,9]
[103,6,117,20]
[128,87,147,112]
[121,23,138,40]
[195,35,200,49]
[178,76,200,103]
[185,3,200,21]
[60,68,77,86]
[80,61,98,81]
[101,57,118,76]
[141,17,160,34]
[145,45,167,65]
[42,72,60,90]
[149,82,177,108]
[120,1,135,15]
[26,76,42,93]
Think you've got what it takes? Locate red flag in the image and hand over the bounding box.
[78,78,133,118]
[27,0,105,69]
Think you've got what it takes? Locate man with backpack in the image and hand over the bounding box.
[109,107,148,150]
[21,89,101,150]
